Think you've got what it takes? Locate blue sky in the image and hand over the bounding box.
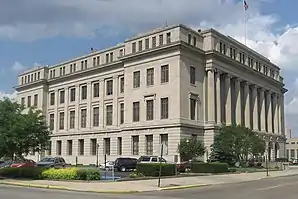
[1,0,298,135]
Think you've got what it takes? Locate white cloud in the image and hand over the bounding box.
[0,91,17,101]
[11,61,26,73]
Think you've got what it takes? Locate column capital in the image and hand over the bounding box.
[233,77,241,83]
[258,87,265,92]
[249,84,257,89]
[214,68,222,74]
[206,68,215,73]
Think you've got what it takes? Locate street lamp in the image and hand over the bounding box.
[96,143,99,168]
[157,142,165,188]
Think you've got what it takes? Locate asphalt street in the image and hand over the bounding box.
[2,174,298,199]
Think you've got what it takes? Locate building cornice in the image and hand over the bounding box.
[14,79,47,92]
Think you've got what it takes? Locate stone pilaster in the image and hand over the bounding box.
[259,88,266,132]
[225,74,232,125]
[266,91,273,133]
[272,94,278,133]
[251,85,258,131]
[234,78,241,125]
[215,71,221,124]
[243,82,250,128]
[207,69,215,123]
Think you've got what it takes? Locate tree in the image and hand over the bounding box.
[178,137,205,161]
[209,125,265,166]
[0,98,51,160]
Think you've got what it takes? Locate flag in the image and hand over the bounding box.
[243,0,248,10]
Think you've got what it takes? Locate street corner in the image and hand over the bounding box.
[0,180,70,190]
[159,184,210,191]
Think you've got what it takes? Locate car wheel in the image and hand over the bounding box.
[120,166,126,172]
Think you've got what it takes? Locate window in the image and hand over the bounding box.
[190,66,196,84]
[146,135,153,155]
[248,57,254,67]
[59,112,64,130]
[70,88,75,102]
[73,63,76,72]
[49,114,54,131]
[159,34,163,45]
[69,111,75,129]
[21,97,25,106]
[106,105,113,125]
[81,61,84,70]
[120,77,124,93]
[138,40,142,51]
[219,42,226,54]
[93,82,99,98]
[78,139,84,156]
[81,109,87,128]
[190,98,196,120]
[132,136,139,155]
[120,103,124,124]
[229,47,236,59]
[56,141,62,156]
[59,90,65,104]
[67,140,73,155]
[132,42,136,53]
[50,93,55,105]
[161,97,169,119]
[160,134,168,155]
[31,74,33,81]
[152,36,156,47]
[133,102,140,122]
[239,52,245,64]
[90,139,97,156]
[84,60,87,69]
[81,85,87,100]
[166,32,171,44]
[21,77,24,84]
[104,138,110,155]
[290,149,295,158]
[161,65,169,83]
[133,71,140,88]
[26,96,31,107]
[117,137,122,155]
[146,100,154,120]
[145,38,149,49]
[47,141,52,155]
[110,52,113,62]
[34,73,37,81]
[38,72,40,79]
[105,53,109,63]
[106,80,113,95]
[93,107,99,127]
[93,57,96,66]
[119,49,124,57]
[70,64,73,73]
[146,68,154,86]
[193,36,197,46]
[188,34,191,44]
[25,76,27,83]
[33,94,38,106]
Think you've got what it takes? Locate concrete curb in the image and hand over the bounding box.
[0,181,140,194]
[159,184,210,191]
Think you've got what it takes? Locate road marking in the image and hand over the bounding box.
[256,182,298,191]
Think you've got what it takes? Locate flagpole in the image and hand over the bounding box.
[245,8,247,45]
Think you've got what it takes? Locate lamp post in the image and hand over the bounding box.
[96,143,99,168]
[157,143,164,187]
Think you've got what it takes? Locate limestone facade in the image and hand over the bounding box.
[15,24,287,165]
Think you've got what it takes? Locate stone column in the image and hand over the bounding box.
[207,69,215,124]
[259,88,266,132]
[266,91,273,133]
[280,94,285,136]
[272,94,278,134]
[225,74,232,125]
[215,71,221,124]
[251,85,258,131]
[243,82,250,128]
[234,78,241,125]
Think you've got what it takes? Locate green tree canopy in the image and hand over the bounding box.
[0,98,51,159]
[178,137,205,161]
[209,125,265,166]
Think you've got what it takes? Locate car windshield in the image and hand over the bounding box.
[40,158,55,162]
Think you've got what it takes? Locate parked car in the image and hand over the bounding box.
[137,156,167,164]
[114,157,137,172]
[100,161,115,170]
[0,161,11,168]
[11,159,36,168]
[36,157,66,168]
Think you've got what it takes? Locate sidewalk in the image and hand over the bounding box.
[1,169,298,193]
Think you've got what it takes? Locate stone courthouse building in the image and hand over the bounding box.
[15,24,287,164]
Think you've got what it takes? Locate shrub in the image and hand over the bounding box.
[0,167,100,181]
[190,162,229,173]
[129,172,145,178]
[136,163,176,177]
[0,167,45,179]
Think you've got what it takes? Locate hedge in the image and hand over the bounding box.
[136,163,176,177]
[0,167,100,180]
[190,162,229,173]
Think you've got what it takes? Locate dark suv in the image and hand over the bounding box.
[114,157,137,172]
[36,157,66,168]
